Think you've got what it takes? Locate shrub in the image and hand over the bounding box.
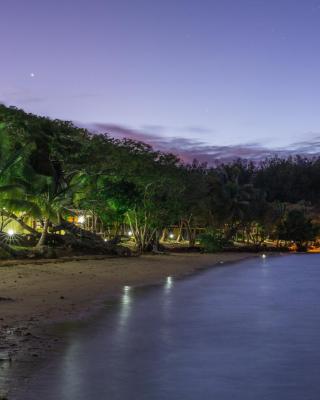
[198,230,230,253]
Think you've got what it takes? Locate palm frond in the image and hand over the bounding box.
[0,199,41,217]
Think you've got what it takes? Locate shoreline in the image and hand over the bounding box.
[1,252,263,396]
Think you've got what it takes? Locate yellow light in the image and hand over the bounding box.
[169,233,175,239]
[7,229,15,237]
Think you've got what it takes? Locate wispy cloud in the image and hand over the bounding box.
[286,135,320,154]
[89,123,320,164]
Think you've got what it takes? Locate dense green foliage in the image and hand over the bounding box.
[198,230,231,253]
[277,210,319,250]
[0,104,319,255]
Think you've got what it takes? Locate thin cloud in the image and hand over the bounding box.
[77,122,320,164]
[89,123,320,164]
[287,135,320,154]
[178,126,214,135]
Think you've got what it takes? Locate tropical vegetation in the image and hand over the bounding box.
[0,104,319,257]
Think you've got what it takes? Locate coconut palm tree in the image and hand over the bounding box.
[0,124,38,256]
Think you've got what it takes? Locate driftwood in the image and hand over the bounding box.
[0,219,131,258]
[52,220,103,241]
[52,221,131,256]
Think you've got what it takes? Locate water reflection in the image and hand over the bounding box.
[12,255,320,400]
[123,285,131,303]
[165,276,173,292]
[60,341,83,400]
[118,285,132,330]
[260,254,270,271]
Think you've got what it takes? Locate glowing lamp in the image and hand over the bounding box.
[78,215,85,224]
[169,233,175,239]
[7,229,15,237]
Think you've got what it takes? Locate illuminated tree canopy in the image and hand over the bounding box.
[0,105,319,256]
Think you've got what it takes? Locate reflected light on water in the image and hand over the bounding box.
[121,286,131,309]
[165,276,173,291]
[61,340,83,400]
[163,277,174,321]
[260,254,270,275]
[123,285,131,295]
[117,286,132,331]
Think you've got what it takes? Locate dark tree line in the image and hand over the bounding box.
[0,104,318,256]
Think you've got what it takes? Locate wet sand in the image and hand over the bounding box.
[0,252,255,396]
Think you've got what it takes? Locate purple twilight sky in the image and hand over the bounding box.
[1,0,320,161]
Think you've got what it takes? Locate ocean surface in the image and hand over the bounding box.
[10,254,320,399]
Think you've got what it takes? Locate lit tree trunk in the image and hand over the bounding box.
[246,227,250,245]
[127,211,141,252]
[155,229,161,251]
[36,218,49,248]
[93,214,98,233]
[160,228,168,242]
[185,219,196,247]
[177,220,184,242]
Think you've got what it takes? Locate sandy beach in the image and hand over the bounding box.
[0,252,256,396]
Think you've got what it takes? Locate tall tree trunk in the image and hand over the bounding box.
[160,228,168,242]
[246,228,250,245]
[93,214,98,233]
[177,220,184,242]
[185,220,196,247]
[36,218,49,248]
[155,229,161,251]
[114,222,119,238]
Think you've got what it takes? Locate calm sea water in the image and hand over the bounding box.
[10,254,320,399]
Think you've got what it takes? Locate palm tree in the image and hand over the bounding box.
[25,167,73,249]
[0,124,37,256]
